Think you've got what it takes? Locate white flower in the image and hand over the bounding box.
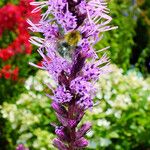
[99,138,111,147]
[97,119,110,129]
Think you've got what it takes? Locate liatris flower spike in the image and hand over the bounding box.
[28,0,117,149]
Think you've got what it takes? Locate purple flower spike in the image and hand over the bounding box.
[29,0,116,149]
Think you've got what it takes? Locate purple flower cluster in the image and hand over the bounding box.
[28,0,116,149]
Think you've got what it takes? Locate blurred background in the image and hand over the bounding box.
[0,0,150,149]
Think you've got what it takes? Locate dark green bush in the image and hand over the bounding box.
[96,0,150,75]
[96,0,136,72]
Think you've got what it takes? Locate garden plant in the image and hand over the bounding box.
[0,0,150,150]
[27,0,116,149]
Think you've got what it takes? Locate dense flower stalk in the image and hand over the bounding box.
[29,0,116,149]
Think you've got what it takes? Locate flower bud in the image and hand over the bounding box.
[76,111,84,123]
[74,137,88,148]
[51,102,67,116]
[53,138,68,150]
[55,126,68,141]
[76,122,91,139]
[56,113,77,128]
[56,113,68,127]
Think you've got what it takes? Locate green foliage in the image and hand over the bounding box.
[131,0,150,75]
[96,0,136,72]
[1,66,150,149]
[96,0,150,74]
[0,0,19,6]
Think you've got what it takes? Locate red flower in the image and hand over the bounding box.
[0,1,41,80]
[0,65,19,81]
[4,71,11,79]
[2,65,11,71]
[19,0,41,23]
[12,67,19,81]
[0,1,41,61]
